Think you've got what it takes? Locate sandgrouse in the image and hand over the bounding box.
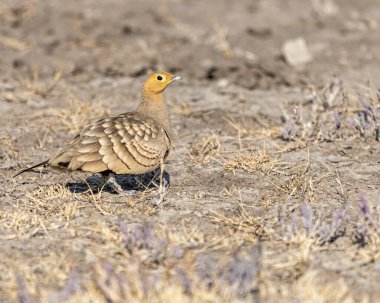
[14,72,181,202]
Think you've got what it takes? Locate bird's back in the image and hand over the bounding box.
[49,112,171,175]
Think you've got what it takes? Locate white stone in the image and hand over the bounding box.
[282,37,313,67]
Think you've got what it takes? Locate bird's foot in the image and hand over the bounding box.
[107,175,136,196]
[151,178,169,205]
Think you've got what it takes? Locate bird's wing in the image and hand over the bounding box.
[49,113,168,174]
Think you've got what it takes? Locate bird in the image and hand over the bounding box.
[14,72,182,203]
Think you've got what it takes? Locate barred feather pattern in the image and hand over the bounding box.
[48,113,171,175]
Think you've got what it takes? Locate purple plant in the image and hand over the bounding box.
[318,224,330,240]
[119,221,154,253]
[322,77,342,109]
[333,112,341,129]
[281,118,299,141]
[103,262,120,288]
[48,269,81,302]
[300,203,313,234]
[176,268,192,294]
[16,275,35,303]
[318,207,347,245]
[92,262,128,302]
[354,93,380,140]
[170,244,185,260]
[222,245,260,296]
[354,223,369,247]
[280,79,380,142]
[346,117,356,129]
[354,192,380,246]
[358,192,371,219]
[195,253,215,289]
[330,208,347,234]
[279,203,347,245]
[119,221,168,263]
[290,212,300,235]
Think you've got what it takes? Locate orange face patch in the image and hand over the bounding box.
[142,72,181,94]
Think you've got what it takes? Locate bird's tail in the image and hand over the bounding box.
[13,160,49,178]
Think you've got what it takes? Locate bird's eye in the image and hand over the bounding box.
[157,75,163,81]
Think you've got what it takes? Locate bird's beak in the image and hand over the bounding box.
[171,75,182,82]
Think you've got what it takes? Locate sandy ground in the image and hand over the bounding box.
[0,0,380,302]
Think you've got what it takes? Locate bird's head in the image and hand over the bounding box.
[142,72,182,95]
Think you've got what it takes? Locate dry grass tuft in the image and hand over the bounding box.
[0,137,20,160]
[189,134,221,163]
[0,1,35,20]
[170,101,194,117]
[208,206,269,239]
[294,268,356,303]
[40,95,109,133]
[0,35,29,51]
[18,69,62,97]
[223,116,282,141]
[223,148,283,175]
[0,184,77,237]
[26,184,74,201]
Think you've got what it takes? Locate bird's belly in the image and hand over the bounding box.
[112,162,160,175]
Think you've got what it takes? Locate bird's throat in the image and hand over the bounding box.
[137,93,170,130]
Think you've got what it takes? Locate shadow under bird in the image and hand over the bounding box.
[14,72,182,204]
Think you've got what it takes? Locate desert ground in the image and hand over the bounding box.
[0,0,380,302]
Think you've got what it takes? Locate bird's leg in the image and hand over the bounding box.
[99,172,122,193]
[152,158,168,205]
[106,173,124,194]
[159,158,164,193]
[95,172,108,192]
[100,172,136,195]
